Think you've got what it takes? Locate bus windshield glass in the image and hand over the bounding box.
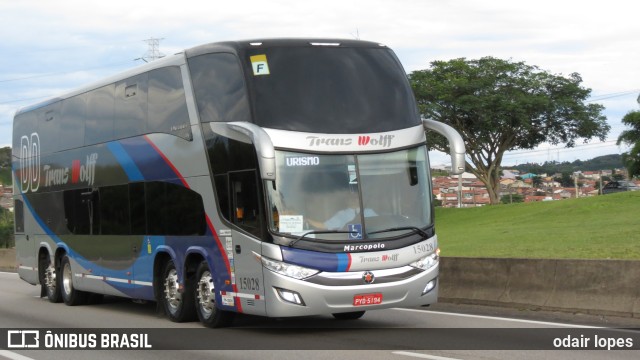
[244,46,420,134]
[267,146,432,241]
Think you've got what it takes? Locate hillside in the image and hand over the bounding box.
[434,191,640,259]
[510,154,624,174]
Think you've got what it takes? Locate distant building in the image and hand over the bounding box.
[502,170,519,179]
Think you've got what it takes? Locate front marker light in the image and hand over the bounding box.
[409,250,439,271]
[259,255,320,280]
[422,279,437,295]
[275,287,306,305]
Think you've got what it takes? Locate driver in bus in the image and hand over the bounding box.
[307,195,377,230]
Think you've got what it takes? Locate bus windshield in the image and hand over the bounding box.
[267,146,432,241]
[243,46,420,134]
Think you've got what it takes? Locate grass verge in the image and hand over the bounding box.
[435,191,640,259]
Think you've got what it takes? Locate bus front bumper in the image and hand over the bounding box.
[263,263,439,317]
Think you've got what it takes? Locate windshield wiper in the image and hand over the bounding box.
[288,230,358,247]
[367,226,430,239]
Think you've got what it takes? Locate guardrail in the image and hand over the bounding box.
[0,248,15,272]
[439,257,640,318]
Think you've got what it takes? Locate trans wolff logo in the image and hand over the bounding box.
[17,132,99,192]
[43,153,98,188]
[305,134,395,148]
[357,135,394,147]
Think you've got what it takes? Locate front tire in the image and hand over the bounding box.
[194,261,235,328]
[162,259,195,322]
[59,255,87,306]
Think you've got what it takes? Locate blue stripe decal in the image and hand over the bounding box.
[336,253,350,272]
[282,247,341,272]
[107,141,144,181]
[119,137,178,182]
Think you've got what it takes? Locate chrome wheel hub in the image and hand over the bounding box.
[62,262,73,295]
[196,271,215,317]
[164,269,181,313]
[44,262,56,293]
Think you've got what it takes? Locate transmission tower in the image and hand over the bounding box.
[140,38,165,62]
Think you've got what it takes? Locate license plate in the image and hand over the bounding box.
[353,293,383,306]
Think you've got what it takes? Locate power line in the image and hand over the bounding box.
[0,96,51,105]
[587,89,640,102]
[503,140,620,157]
[0,61,136,83]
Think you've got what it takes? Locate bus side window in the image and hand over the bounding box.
[115,73,148,139]
[37,102,62,154]
[229,170,261,236]
[63,188,100,235]
[188,53,251,123]
[99,185,131,235]
[130,182,146,235]
[60,94,86,150]
[85,85,115,146]
[148,67,192,140]
[145,181,206,236]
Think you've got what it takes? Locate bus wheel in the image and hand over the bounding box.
[332,311,366,320]
[161,259,195,322]
[59,255,87,306]
[194,261,235,328]
[40,254,61,303]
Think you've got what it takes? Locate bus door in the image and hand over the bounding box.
[227,170,265,315]
[14,199,38,284]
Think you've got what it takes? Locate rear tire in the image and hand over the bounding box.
[161,259,196,322]
[59,255,88,306]
[40,253,61,303]
[194,261,235,328]
[332,311,366,320]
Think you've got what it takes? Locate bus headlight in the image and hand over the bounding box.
[260,256,320,280]
[409,252,439,271]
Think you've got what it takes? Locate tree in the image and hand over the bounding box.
[0,147,10,168]
[409,57,609,204]
[0,208,14,248]
[617,110,640,178]
[532,176,543,189]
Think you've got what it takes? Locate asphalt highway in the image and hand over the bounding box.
[1,272,638,360]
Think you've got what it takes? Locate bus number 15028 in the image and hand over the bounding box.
[412,242,435,255]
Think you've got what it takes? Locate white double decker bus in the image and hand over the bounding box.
[13,38,465,327]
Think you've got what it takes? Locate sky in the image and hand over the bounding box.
[1,0,639,168]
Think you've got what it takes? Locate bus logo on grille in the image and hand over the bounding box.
[362,271,375,284]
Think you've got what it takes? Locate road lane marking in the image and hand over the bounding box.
[392,308,599,328]
[393,351,461,360]
[0,350,37,360]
